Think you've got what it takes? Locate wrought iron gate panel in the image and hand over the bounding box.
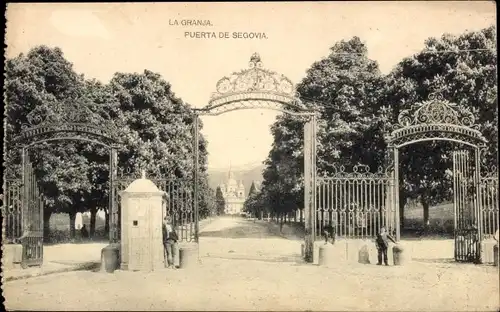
[21,153,44,268]
[479,167,499,239]
[155,179,195,242]
[316,164,395,239]
[4,179,23,242]
[453,150,480,263]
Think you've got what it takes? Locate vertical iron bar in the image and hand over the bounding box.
[193,114,200,243]
[394,147,400,242]
[453,151,457,234]
[312,114,317,244]
[303,118,312,261]
[474,147,482,245]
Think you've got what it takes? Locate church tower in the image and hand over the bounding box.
[218,162,247,215]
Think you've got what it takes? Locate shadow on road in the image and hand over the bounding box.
[199,224,279,239]
[199,218,306,240]
[203,254,304,265]
[411,258,456,264]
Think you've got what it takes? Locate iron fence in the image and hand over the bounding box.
[3,179,23,242]
[480,172,499,239]
[316,165,395,239]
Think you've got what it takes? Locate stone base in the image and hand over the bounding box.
[178,244,199,269]
[3,244,23,270]
[318,244,338,267]
[312,240,411,266]
[481,240,497,264]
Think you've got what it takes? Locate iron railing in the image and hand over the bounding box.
[316,165,395,239]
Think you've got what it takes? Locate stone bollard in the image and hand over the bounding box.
[494,243,499,267]
[101,243,120,273]
[179,244,199,269]
[358,244,370,264]
[392,244,406,266]
[318,244,336,267]
[4,244,23,269]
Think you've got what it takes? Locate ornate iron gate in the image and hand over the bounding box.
[20,150,44,268]
[8,101,120,268]
[192,53,319,262]
[316,165,395,239]
[452,150,481,262]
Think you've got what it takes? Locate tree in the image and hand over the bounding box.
[384,25,497,227]
[258,37,386,223]
[243,181,265,219]
[109,70,213,223]
[4,46,112,239]
[248,182,257,197]
[297,36,387,173]
[215,186,226,215]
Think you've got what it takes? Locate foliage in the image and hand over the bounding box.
[4,46,105,216]
[385,26,497,209]
[257,37,386,217]
[4,46,215,237]
[215,186,226,215]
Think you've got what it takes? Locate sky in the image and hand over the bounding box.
[5,2,496,170]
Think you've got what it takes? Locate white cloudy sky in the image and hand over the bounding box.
[5,2,495,170]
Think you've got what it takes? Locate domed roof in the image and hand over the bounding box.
[123,178,161,193]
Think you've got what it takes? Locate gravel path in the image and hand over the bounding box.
[4,216,499,311]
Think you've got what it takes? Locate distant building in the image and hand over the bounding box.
[219,168,246,215]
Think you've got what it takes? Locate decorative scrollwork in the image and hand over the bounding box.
[211,53,295,100]
[201,53,315,116]
[318,162,393,179]
[198,97,314,117]
[17,101,118,145]
[389,126,486,148]
[396,95,476,128]
[480,165,499,180]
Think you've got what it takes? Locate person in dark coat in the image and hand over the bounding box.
[322,221,337,245]
[375,227,396,266]
[162,216,179,269]
[80,224,89,239]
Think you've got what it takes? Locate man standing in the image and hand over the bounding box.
[375,227,396,266]
[163,216,179,269]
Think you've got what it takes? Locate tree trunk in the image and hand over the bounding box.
[90,207,97,237]
[69,211,76,239]
[105,209,110,234]
[280,213,284,233]
[300,209,303,223]
[422,200,430,231]
[43,208,52,241]
[399,198,405,229]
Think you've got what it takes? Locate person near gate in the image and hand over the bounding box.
[80,224,89,240]
[163,216,179,269]
[375,227,396,266]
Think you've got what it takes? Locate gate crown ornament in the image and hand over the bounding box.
[210,53,296,102]
[15,100,119,146]
[396,93,476,128]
